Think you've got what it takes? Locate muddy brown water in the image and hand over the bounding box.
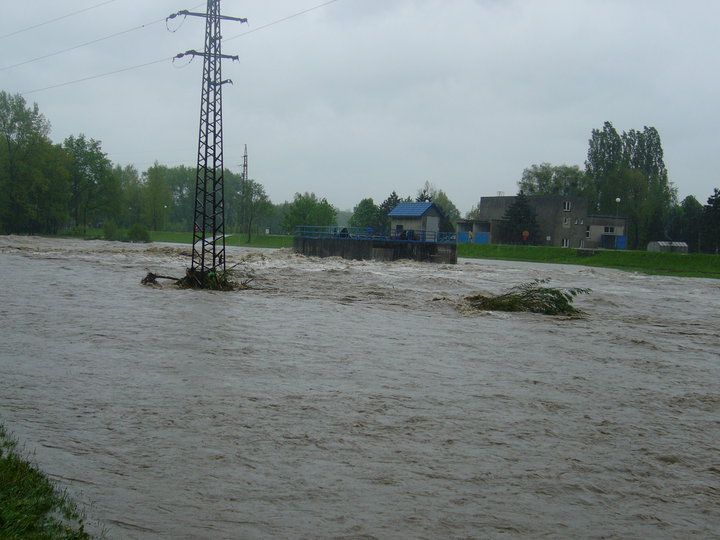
[0,236,718,539]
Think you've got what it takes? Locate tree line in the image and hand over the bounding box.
[0,91,340,239]
[2,92,717,251]
[468,121,719,252]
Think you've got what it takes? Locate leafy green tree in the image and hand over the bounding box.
[701,188,720,254]
[161,165,195,231]
[112,164,142,228]
[667,195,703,252]
[237,178,273,242]
[585,121,676,247]
[519,163,592,198]
[380,191,402,215]
[496,191,540,245]
[432,190,460,230]
[0,92,70,234]
[414,181,460,231]
[282,192,337,233]
[348,198,386,232]
[64,134,118,233]
[142,163,173,231]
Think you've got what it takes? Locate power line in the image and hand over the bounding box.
[21,58,170,95]
[0,0,120,41]
[18,0,346,96]
[2,20,164,72]
[225,0,342,42]
[1,3,205,72]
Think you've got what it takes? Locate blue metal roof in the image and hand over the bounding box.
[388,201,435,218]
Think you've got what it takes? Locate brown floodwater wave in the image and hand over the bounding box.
[1,236,718,538]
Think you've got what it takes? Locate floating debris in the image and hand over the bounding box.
[462,278,590,316]
[142,266,253,291]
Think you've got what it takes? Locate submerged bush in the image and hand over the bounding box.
[463,278,590,316]
[126,224,150,243]
[102,220,122,241]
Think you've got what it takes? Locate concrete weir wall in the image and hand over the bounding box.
[294,237,457,264]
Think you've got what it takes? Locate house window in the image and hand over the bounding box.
[563,201,572,212]
[580,218,584,225]
[585,226,590,238]
[562,238,570,248]
[604,226,615,234]
[563,217,570,227]
[580,239,585,248]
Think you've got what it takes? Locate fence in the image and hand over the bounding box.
[294,226,456,244]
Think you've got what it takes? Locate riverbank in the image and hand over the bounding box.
[458,243,720,279]
[53,230,719,278]
[0,423,89,539]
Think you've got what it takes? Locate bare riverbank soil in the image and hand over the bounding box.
[1,235,718,538]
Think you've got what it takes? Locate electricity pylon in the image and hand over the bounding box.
[170,1,246,274]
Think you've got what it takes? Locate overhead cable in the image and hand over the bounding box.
[0,0,120,41]
[225,0,342,42]
[21,57,170,95]
[18,0,345,96]
[2,3,205,72]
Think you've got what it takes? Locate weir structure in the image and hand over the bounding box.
[293,227,458,264]
[169,1,247,275]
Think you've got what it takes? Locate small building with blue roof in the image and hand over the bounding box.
[388,201,445,240]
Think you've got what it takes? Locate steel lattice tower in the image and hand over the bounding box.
[171,1,246,274]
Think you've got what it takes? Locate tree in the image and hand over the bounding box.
[238,178,273,242]
[348,198,386,232]
[282,192,337,233]
[380,191,402,215]
[701,188,720,254]
[586,121,676,247]
[518,163,592,198]
[667,195,703,252]
[64,134,117,232]
[414,181,460,231]
[495,191,540,245]
[142,163,173,231]
[0,91,70,234]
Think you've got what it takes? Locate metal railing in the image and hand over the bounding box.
[294,226,456,244]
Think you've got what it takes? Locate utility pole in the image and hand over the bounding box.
[169,1,247,275]
[240,144,249,236]
[242,144,248,183]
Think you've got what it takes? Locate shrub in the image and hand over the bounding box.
[126,224,150,243]
[103,220,121,241]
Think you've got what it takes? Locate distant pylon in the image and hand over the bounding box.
[242,144,248,183]
[169,1,247,274]
[240,144,249,234]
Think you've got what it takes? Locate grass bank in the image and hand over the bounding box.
[457,244,720,279]
[0,424,90,539]
[149,231,294,249]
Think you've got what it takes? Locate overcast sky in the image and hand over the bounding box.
[3,0,719,212]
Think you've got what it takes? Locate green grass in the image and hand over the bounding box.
[458,244,720,279]
[0,424,90,539]
[149,231,293,249]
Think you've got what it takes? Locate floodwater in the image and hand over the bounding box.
[0,235,718,539]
